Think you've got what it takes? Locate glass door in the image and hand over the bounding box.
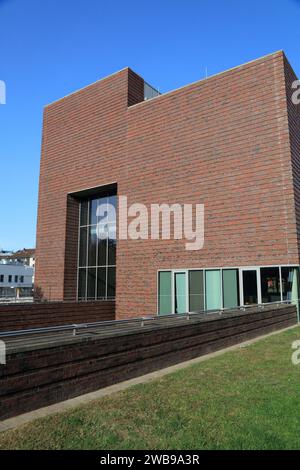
[240,268,260,306]
[174,272,187,314]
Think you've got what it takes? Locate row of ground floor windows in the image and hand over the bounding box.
[158,266,299,315]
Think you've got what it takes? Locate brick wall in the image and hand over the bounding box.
[0,301,115,332]
[35,68,135,302]
[0,305,296,420]
[284,55,300,259]
[35,52,300,319]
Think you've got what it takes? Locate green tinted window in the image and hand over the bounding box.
[174,272,187,314]
[158,271,172,315]
[205,270,222,310]
[223,269,239,309]
[189,270,204,311]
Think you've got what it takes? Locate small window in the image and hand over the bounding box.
[174,272,187,314]
[0,275,4,283]
[20,276,24,283]
[281,267,299,303]
[189,270,204,311]
[8,275,12,283]
[15,275,18,283]
[223,269,240,309]
[205,270,222,310]
[158,271,172,315]
[260,267,280,303]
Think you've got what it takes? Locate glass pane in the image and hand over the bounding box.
[242,270,258,305]
[97,234,107,266]
[88,226,97,266]
[78,268,86,300]
[79,227,87,267]
[260,267,280,303]
[107,266,116,298]
[189,270,204,311]
[96,196,108,224]
[175,272,187,314]
[205,270,222,310]
[281,267,299,303]
[87,268,96,300]
[80,200,88,226]
[97,267,106,299]
[108,227,116,266]
[78,192,117,301]
[158,271,172,315]
[107,195,117,223]
[223,269,239,309]
[89,198,98,226]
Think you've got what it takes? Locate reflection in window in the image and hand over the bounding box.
[107,267,116,298]
[78,193,116,300]
[88,226,97,266]
[79,227,87,267]
[281,267,299,303]
[260,267,281,303]
[78,268,86,300]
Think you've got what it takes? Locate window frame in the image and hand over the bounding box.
[77,194,117,301]
[157,265,300,315]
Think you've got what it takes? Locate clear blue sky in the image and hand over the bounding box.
[0,0,300,251]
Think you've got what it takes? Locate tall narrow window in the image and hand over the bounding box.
[260,267,280,303]
[223,269,239,309]
[158,271,172,315]
[205,270,222,310]
[189,270,204,311]
[281,267,299,304]
[77,192,117,300]
[242,270,258,305]
[174,272,187,314]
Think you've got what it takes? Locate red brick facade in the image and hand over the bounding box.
[35,51,300,319]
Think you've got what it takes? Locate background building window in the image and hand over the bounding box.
[0,275,3,283]
[77,193,116,300]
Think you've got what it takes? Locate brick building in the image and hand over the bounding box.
[35,51,300,319]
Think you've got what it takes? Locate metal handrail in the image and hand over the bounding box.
[0,300,293,339]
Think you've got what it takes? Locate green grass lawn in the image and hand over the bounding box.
[1,326,300,450]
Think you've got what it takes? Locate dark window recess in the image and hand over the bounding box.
[261,267,281,303]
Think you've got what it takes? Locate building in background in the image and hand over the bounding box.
[35,51,300,319]
[9,248,35,268]
[0,249,35,301]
